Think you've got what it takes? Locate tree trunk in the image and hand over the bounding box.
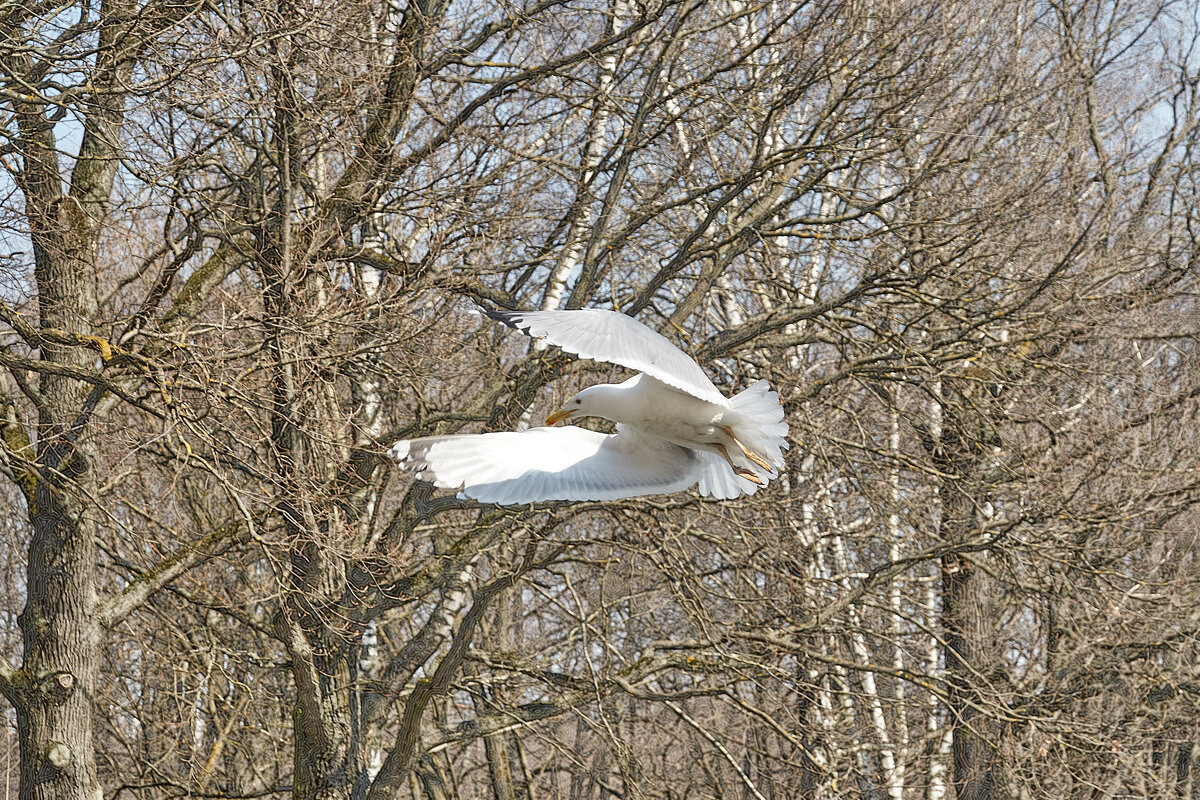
[264,266,372,800]
[16,474,102,800]
[15,187,103,800]
[934,390,1007,800]
[942,554,1005,800]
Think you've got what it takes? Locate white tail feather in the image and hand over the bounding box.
[725,379,789,472]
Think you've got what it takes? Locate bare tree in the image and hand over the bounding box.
[2,0,1198,799]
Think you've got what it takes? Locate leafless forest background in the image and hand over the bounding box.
[1,0,1199,798]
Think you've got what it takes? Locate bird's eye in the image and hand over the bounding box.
[574,399,581,404]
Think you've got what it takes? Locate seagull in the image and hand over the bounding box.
[388,308,788,504]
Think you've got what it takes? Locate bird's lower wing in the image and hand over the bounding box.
[389,425,704,504]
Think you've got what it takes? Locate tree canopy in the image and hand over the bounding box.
[1,0,1198,798]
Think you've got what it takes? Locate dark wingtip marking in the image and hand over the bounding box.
[482,308,534,336]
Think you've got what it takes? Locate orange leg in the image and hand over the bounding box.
[716,443,765,486]
[721,426,774,473]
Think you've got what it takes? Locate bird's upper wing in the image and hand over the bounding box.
[389,425,711,504]
[483,308,728,406]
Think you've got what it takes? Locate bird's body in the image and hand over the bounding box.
[389,308,788,504]
[581,375,724,448]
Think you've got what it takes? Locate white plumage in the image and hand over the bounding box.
[389,308,788,504]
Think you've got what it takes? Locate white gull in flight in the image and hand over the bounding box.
[388,308,788,504]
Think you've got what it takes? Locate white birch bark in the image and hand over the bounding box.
[888,401,909,789]
[828,514,903,800]
[925,380,951,800]
[539,0,633,314]
[785,457,839,783]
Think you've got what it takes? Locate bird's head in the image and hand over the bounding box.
[545,385,612,426]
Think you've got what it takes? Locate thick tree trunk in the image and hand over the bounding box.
[281,618,367,800]
[3,1,156,791]
[16,190,103,800]
[17,480,102,800]
[270,392,372,800]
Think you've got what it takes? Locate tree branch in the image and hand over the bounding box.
[97,515,254,628]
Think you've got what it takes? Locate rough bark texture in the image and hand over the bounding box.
[17,153,103,800]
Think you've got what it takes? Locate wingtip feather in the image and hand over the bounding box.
[481,308,531,334]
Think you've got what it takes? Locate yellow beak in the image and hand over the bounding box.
[545,408,575,426]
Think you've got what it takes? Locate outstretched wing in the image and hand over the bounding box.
[389,425,710,504]
[483,308,728,406]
